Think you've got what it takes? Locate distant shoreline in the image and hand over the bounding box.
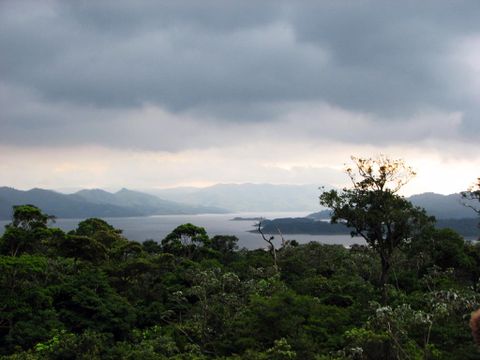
[255,216,479,238]
[230,216,264,221]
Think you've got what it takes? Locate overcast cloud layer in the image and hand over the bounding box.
[1,1,480,193]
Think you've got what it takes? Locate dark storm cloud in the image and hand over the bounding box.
[0,1,294,110]
[1,0,480,148]
[289,1,480,114]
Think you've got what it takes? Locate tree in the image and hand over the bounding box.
[210,235,238,255]
[55,234,107,264]
[10,204,55,229]
[209,235,239,263]
[319,156,434,303]
[461,177,480,215]
[74,218,124,249]
[53,267,135,339]
[0,255,64,351]
[0,205,55,256]
[462,177,480,239]
[142,239,162,255]
[255,220,278,269]
[161,223,209,259]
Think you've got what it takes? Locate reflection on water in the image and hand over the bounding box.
[0,212,363,249]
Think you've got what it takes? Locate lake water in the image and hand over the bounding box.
[0,212,362,249]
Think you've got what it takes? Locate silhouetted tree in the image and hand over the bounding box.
[320,156,434,303]
[462,177,480,239]
[0,205,54,256]
[461,177,480,215]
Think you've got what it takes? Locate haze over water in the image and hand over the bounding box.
[0,212,359,249]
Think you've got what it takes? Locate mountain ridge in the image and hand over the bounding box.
[1,185,477,221]
[146,183,326,212]
[307,192,476,220]
[147,184,477,219]
[0,187,227,220]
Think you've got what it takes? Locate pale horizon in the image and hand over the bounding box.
[1,179,471,198]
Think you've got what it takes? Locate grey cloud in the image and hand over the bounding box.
[1,11,326,111]
[288,2,461,113]
[1,0,480,148]
[63,1,283,35]
[0,85,466,152]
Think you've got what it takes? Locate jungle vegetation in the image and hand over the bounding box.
[1,157,480,359]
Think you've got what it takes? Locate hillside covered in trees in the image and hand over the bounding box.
[258,216,479,239]
[0,188,227,220]
[0,203,479,360]
[1,157,480,359]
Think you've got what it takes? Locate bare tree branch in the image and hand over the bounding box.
[256,219,278,269]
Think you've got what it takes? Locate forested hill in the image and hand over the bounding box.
[0,187,227,220]
[408,192,477,219]
[1,204,479,359]
[259,217,479,238]
[284,193,479,238]
[0,186,476,222]
[308,192,476,220]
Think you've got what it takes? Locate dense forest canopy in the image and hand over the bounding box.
[1,159,480,359]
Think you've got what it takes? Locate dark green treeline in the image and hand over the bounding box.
[1,204,480,359]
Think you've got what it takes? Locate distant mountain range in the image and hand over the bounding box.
[149,184,478,219]
[1,184,477,222]
[407,192,476,219]
[0,187,226,220]
[308,192,477,220]
[146,183,324,212]
[296,192,479,239]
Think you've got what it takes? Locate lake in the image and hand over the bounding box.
[0,212,363,249]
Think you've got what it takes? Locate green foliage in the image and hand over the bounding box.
[320,157,435,303]
[54,234,107,263]
[0,255,68,352]
[461,177,480,216]
[10,205,54,231]
[0,205,55,257]
[240,338,297,360]
[73,218,124,249]
[209,235,239,264]
[1,202,479,359]
[52,266,136,338]
[161,223,209,259]
[34,329,110,360]
[143,239,162,254]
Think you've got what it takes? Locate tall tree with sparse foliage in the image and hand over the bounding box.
[462,177,480,239]
[319,156,434,303]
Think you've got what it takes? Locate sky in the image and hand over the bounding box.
[1,0,480,195]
